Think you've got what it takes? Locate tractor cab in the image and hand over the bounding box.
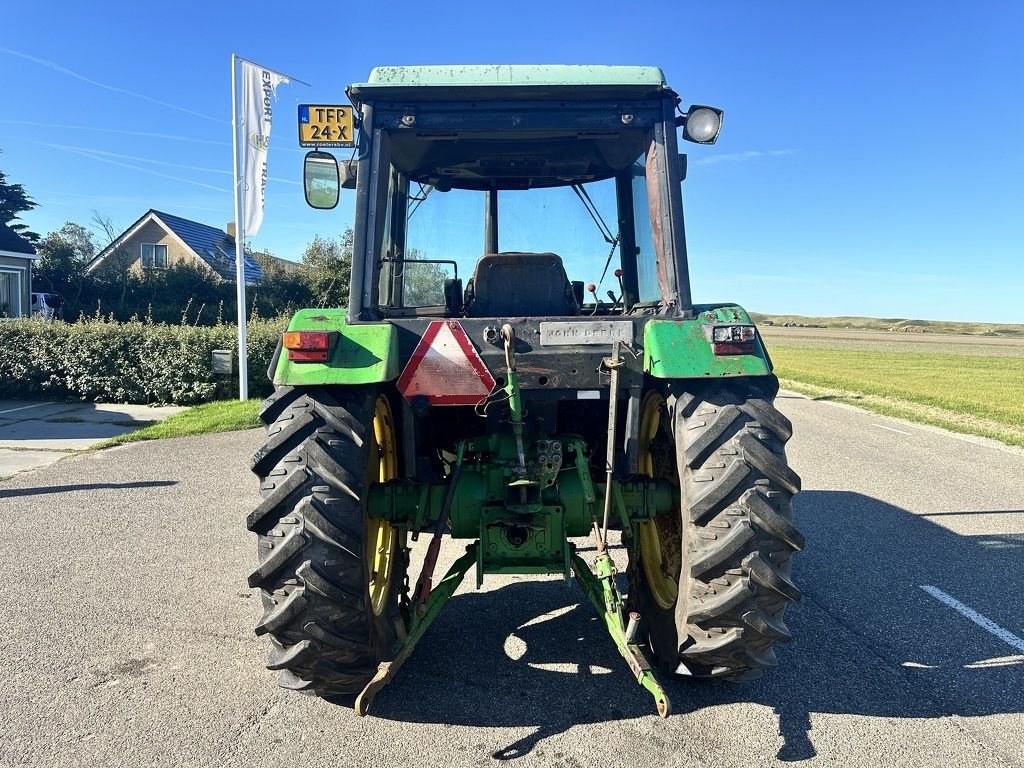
[304,65,722,322]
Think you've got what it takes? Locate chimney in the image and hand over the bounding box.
[226,222,236,240]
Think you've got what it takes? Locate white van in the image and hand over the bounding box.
[30,292,64,321]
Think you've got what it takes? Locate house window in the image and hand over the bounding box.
[0,270,21,317]
[141,243,168,269]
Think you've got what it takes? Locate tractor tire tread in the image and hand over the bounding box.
[248,386,401,697]
[687,581,753,624]
[630,381,802,683]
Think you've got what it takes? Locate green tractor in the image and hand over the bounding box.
[247,65,802,718]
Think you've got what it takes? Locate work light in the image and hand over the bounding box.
[712,325,755,343]
[682,106,724,145]
[710,324,756,355]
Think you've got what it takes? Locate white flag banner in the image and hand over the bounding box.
[241,61,289,236]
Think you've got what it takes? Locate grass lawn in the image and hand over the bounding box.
[770,346,1024,447]
[96,399,261,448]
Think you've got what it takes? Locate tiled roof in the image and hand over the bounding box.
[151,210,263,284]
[0,222,36,255]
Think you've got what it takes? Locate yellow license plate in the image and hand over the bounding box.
[298,104,355,148]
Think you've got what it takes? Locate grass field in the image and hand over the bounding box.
[761,326,1024,447]
[760,326,1024,357]
[752,312,1024,337]
[95,399,261,449]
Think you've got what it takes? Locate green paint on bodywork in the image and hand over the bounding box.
[363,64,666,88]
[272,308,398,386]
[643,304,772,379]
[348,65,670,105]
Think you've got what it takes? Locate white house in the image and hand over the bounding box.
[0,222,37,318]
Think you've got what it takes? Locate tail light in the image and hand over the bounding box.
[282,331,332,362]
[710,325,756,356]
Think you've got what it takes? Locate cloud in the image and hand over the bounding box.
[0,120,228,146]
[1,120,305,159]
[839,268,959,286]
[691,149,798,166]
[44,143,299,188]
[40,196,230,217]
[698,269,828,286]
[47,143,233,176]
[44,143,229,193]
[0,47,224,124]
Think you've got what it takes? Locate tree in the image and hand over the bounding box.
[91,212,138,314]
[250,248,311,317]
[402,248,450,306]
[0,162,40,243]
[34,222,97,315]
[251,248,286,280]
[295,232,448,309]
[299,229,353,308]
[141,261,232,324]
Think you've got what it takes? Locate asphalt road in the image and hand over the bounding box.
[1,393,1022,768]
[0,400,185,477]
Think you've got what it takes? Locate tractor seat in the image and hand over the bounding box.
[464,252,579,317]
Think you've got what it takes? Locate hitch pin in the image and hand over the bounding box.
[625,611,641,644]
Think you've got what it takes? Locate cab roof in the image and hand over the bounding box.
[347,65,670,104]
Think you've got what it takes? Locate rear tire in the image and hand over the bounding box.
[247,385,407,695]
[629,379,803,680]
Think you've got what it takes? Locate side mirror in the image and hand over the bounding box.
[303,150,340,209]
[340,158,358,190]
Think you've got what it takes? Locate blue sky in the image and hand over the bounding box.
[1,1,1020,323]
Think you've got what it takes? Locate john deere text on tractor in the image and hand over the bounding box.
[247,65,803,718]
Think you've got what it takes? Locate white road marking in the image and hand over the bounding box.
[921,585,1024,653]
[0,403,47,416]
[873,423,912,436]
[964,655,1024,669]
[810,395,1024,457]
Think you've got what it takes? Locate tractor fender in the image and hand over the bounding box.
[271,308,399,386]
[642,303,772,379]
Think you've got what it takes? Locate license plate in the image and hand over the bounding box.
[298,104,355,148]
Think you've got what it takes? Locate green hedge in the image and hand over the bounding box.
[0,317,284,404]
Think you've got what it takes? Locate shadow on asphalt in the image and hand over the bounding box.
[0,480,177,498]
[0,401,160,443]
[332,490,1024,761]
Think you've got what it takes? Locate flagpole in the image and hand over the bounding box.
[230,53,249,401]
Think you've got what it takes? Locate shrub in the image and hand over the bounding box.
[0,316,284,405]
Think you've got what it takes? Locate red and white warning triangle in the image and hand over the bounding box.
[397,321,496,406]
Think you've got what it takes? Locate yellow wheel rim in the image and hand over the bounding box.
[637,392,681,610]
[366,395,399,616]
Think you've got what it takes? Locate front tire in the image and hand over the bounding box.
[630,380,803,680]
[247,386,406,695]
